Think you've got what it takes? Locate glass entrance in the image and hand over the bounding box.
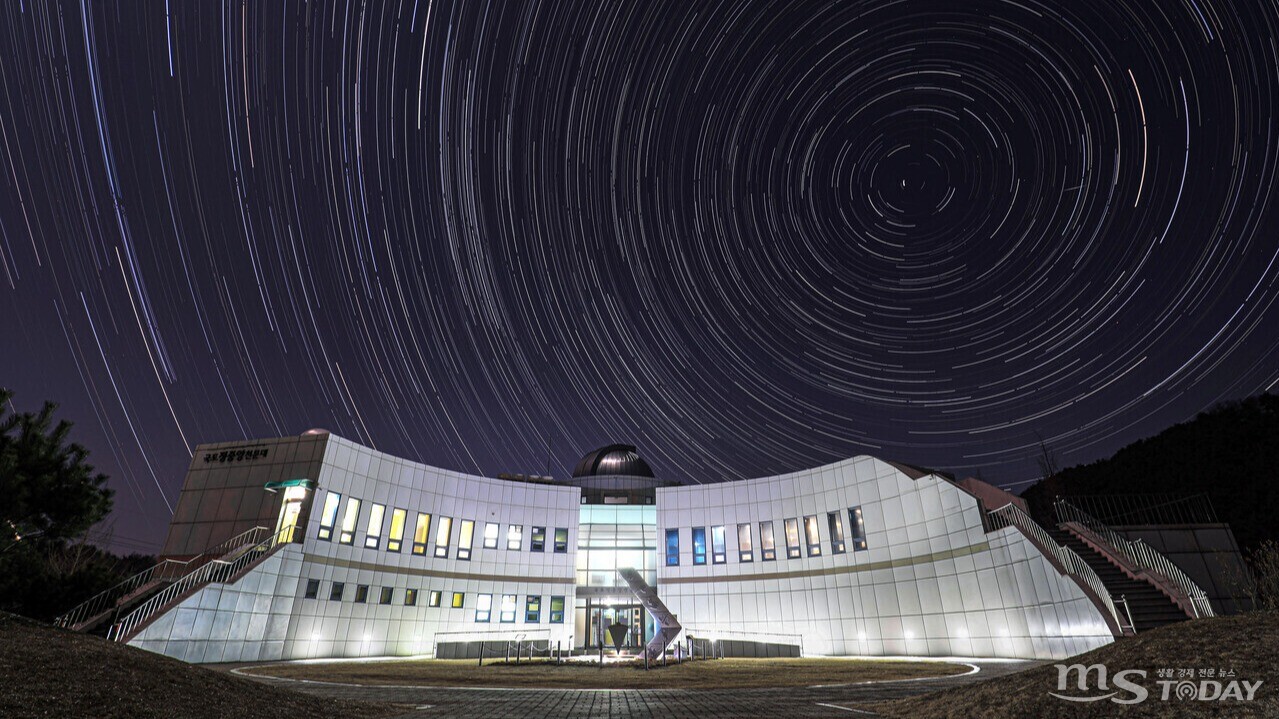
[586,602,647,649]
[275,486,308,543]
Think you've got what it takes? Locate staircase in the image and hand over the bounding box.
[1047,527,1189,632]
[616,567,682,661]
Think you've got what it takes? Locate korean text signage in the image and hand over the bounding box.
[1051,663,1263,705]
[202,446,270,464]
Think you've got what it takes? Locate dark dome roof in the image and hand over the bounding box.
[572,444,654,478]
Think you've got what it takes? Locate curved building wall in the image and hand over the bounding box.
[655,456,1115,660]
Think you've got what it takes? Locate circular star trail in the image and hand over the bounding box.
[2,0,1279,549]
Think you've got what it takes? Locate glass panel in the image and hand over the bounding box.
[711,525,726,564]
[665,528,680,566]
[405,588,417,606]
[339,498,361,545]
[849,506,868,551]
[738,523,753,562]
[475,594,492,622]
[451,591,464,608]
[317,492,341,540]
[304,579,319,599]
[525,596,541,623]
[531,526,546,552]
[428,590,441,607]
[388,508,407,552]
[804,515,822,556]
[828,511,846,554]
[329,582,344,601]
[554,527,569,553]
[458,519,475,560]
[507,524,523,550]
[692,527,707,565]
[413,513,432,555]
[435,516,453,558]
[364,503,385,549]
[500,594,517,622]
[380,587,393,604]
[760,521,776,561]
[355,585,368,603]
[785,517,801,559]
[550,596,565,623]
[483,522,499,549]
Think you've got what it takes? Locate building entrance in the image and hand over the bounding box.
[582,599,649,649]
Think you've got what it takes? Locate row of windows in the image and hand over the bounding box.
[665,507,868,566]
[302,580,566,623]
[315,492,569,558]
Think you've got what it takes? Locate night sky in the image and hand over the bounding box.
[2,1,1279,554]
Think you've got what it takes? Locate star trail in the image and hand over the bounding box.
[2,0,1279,552]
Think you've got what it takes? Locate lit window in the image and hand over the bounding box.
[458,520,475,560]
[317,492,341,541]
[500,594,517,623]
[475,594,492,622]
[665,528,680,566]
[737,523,753,562]
[711,525,726,564]
[451,592,465,609]
[507,525,523,550]
[549,596,565,623]
[804,515,821,556]
[531,526,546,552]
[784,518,801,559]
[828,511,846,554]
[405,588,418,606]
[330,582,345,601]
[692,527,707,565]
[483,522,500,549]
[355,584,369,603]
[428,590,442,608]
[849,506,868,551]
[413,513,432,555]
[364,503,385,549]
[553,528,568,553]
[338,497,361,545]
[525,596,541,623]
[387,508,407,552]
[304,579,320,599]
[759,521,776,561]
[434,516,453,558]
[380,587,393,605]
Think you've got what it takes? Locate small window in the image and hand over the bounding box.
[804,515,822,557]
[711,525,726,564]
[355,584,369,603]
[380,587,393,605]
[475,594,492,622]
[364,503,385,549]
[304,579,320,599]
[784,518,801,559]
[451,592,465,609]
[413,513,432,555]
[483,522,500,549]
[665,528,680,566]
[499,594,517,623]
[317,492,341,541]
[330,582,345,601]
[458,520,475,560]
[849,506,868,551]
[405,588,418,606]
[525,596,541,623]
[387,508,407,552]
[339,497,362,545]
[737,523,753,562]
[428,590,442,608]
[549,596,565,623]
[692,527,707,565]
[435,516,453,558]
[828,511,846,554]
[531,526,546,552]
[553,528,569,553]
[507,524,523,550]
[760,521,776,561]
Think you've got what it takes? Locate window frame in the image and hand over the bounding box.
[499,594,517,623]
[387,508,407,552]
[475,593,492,622]
[803,514,822,557]
[737,522,753,563]
[525,595,541,623]
[849,505,868,551]
[507,524,523,551]
[828,511,846,555]
[317,492,341,541]
[553,527,569,553]
[428,590,442,608]
[434,516,453,558]
[665,528,680,566]
[412,512,432,555]
[483,522,500,549]
[355,584,369,603]
[549,595,565,623]
[531,526,546,552]
[379,586,394,605]
[784,517,802,559]
[405,588,418,606]
[451,591,465,609]
[711,525,727,564]
[457,519,475,560]
[759,521,777,561]
[304,579,320,599]
[329,582,345,601]
[364,503,386,549]
[691,527,707,566]
[338,497,362,545]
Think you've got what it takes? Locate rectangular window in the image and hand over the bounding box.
[364,503,385,549]
[828,511,846,554]
[405,588,418,606]
[483,522,500,549]
[692,527,707,565]
[549,596,565,623]
[428,590,442,608]
[330,582,345,601]
[784,518,801,559]
[475,594,492,622]
[458,519,475,560]
[804,514,822,556]
[760,521,776,561]
[553,527,569,553]
[849,506,868,551]
[525,596,541,623]
[339,497,362,545]
[500,594,517,623]
[737,523,753,562]
[451,591,465,609]
[507,524,523,550]
[413,513,432,555]
[665,528,680,566]
[304,579,320,599]
[531,526,546,552]
[387,508,407,552]
[355,584,369,603]
[434,516,453,558]
[711,525,726,564]
[380,587,393,605]
[317,492,341,541]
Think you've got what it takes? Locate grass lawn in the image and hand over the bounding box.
[243,656,970,689]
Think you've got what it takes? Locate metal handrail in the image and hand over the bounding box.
[987,503,1124,634]
[1054,499,1215,618]
[107,526,292,641]
[55,526,270,630]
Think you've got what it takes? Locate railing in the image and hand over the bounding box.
[55,526,271,630]
[680,627,804,655]
[108,525,293,642]
[1055,499,1215,619]
[987,503,1125,635]
[1059,493,1219,526]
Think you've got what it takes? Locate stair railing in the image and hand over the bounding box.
[107,525,293,642]
[55,525,270,630]
[987,503,1124,634]
[1054,498,1215,618]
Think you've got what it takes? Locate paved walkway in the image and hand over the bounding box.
[222,659,1038,718]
